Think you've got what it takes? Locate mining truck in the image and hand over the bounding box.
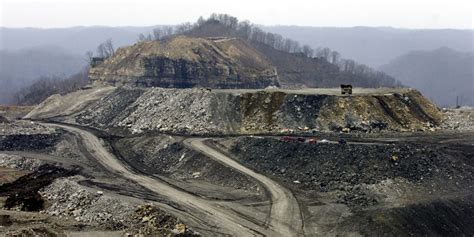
[340,84,353,95]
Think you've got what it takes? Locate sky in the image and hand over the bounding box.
[0,0,473,29]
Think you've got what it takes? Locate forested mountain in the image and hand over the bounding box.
[264,26,474,67]
[380,47,474,106]
[0,46,85,104]
[175,14,400,88]
[2,14,472,104]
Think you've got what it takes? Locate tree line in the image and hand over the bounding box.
[13,69,89,105]
[85,38,115,64]
[135,13,398,86]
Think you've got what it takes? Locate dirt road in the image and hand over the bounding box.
[45,123,302,236]
[185,138,304,236]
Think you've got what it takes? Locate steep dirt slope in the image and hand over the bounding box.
[89,36,279,89]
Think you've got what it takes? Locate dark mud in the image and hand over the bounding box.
[340,195,474,236]
[0,133,61,151]
[0,164,77,211]
[228,136,474,235]
[230,137,473,190]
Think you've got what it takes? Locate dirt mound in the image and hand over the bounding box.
[89,36,279,89]
[0,105,34,121]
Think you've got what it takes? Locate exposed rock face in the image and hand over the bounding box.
[89,36,279,89]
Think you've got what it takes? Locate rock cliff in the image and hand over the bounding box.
[89,36,279,89]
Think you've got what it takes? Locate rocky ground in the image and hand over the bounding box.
[27,86,443,136]
[112,135,264,199]
[0,122,198,236]
[2,91,474,236]
[441,106,474,130]
[217,135,474,235]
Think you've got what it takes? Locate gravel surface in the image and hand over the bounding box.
[0,120,57,136]
[441,107,474,130]
[0,154,44,171]
[40,177,135,229]
[229,137,474,207]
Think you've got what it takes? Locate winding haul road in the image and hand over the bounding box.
[47,123,303,236]
[185,138,303,235]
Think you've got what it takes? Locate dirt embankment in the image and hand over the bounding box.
[27,87,443,135]
[112,135,264,200]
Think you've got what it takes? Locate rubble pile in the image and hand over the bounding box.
[67,87,443,135]
[230,137,474,207]
[0,154,44,171]
[39,177,135,229]
[114,88,236,134]
[441,107,474,130]
[132,204,194,235]
[0,120,57,136]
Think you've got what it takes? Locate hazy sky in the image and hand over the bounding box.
[1,0,473,29]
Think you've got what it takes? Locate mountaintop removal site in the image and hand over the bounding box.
[1,35,473,236]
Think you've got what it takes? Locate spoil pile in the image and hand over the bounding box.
[441,107,474,130]
[66,87,443,135]
[229,137,474,207]
[40,177,134,229]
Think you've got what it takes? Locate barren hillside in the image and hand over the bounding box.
[89,36,279,88]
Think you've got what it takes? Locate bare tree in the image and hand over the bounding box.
[96,39,115,58]
[96,44,106,58]
[302,45,314,57]
[104,39,115,57]
[341,59,356,73]
[316,47,331,61]
[137,33,147,42]
[237,20,252,40]
[152,28,162,40]
[85,51,94,64]
[330,51,340,64]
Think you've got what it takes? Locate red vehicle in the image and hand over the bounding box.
[281,136,297,142]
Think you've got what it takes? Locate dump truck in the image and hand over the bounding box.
[340,84,353,95]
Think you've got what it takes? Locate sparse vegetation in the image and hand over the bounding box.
[136,13,400,88]
[13,69,89,106]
